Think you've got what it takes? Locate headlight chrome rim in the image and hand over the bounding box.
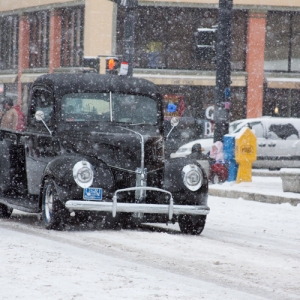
[73,160,94,188]
[182,164,203,191]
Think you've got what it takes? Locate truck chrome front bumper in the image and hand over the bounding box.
[65,186,210,219]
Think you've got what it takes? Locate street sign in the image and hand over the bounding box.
[119,62,129,76]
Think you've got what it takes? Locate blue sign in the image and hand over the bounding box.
[83,188,103,201]
[167,103,177,113]
[225,87,231,98]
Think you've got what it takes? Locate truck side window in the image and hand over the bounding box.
[30,89,54,129]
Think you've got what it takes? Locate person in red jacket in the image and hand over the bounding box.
[13,104,26,131]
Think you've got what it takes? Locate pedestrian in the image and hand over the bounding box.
[209,141,224,163]
[189,143,210,176]
[14,104,26,131]
[189,143,208,160]
[1,97,18,130]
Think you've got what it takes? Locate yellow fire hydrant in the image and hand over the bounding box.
[235,127,257,183]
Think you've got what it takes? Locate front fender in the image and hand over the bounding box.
[42,155,115,203]
[163,157,209,199]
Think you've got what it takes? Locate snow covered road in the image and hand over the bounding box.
[0,196,299,300]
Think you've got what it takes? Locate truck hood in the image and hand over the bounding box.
[59,125,164,172]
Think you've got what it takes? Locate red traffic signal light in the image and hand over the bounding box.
[106,57,119,74]
[107,58,116,70]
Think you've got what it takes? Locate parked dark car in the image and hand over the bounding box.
[0,73,209,234]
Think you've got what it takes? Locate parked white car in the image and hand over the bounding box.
[171,116,300,170]
[170,137,214,158]
[230,116,300,169]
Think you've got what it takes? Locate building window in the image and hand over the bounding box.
[60,6,84,67]
[117,7,246,71]
[157,85,246,122]
[291,15,300,72]
[264,88,300,118]
[4,83,18,103]
[265,11,300,72]
[29,11,50,68]
[0,15,19,70]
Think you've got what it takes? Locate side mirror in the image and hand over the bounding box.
[34,110,52,136]
[170,117,179,127]
[35,110,45,121]
[166,117,180,139]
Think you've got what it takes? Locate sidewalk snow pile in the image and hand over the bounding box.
[209,176,300,206]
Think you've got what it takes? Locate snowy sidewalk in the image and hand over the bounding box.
[209,175,300,206]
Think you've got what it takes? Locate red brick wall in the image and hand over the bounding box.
[246,11,266,118]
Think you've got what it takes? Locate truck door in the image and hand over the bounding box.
[0,130,27,196]
[24,87,57,195]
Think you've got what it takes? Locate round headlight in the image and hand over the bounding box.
[73,161,94,188]
[186,170,201,186]
[182,164,203,191]
[78,167,93,183]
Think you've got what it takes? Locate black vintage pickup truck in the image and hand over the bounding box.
[0,73,209,234]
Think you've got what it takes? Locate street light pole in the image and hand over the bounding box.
[213,0,233,143]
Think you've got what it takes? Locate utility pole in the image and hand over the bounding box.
[109,0,137,76]
[122,0,137,76]
[213,0,233,142]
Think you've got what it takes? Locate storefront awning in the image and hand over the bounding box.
[266,77,300,89]
[0,74,17,83]
[134,73,246,87]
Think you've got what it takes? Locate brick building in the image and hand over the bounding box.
[1,0,300,122]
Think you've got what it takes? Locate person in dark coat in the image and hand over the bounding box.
[189,143,208,160]
[189,143,210,177]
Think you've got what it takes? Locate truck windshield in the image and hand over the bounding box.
[61,92,158,125]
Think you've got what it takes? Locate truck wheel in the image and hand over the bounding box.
[178,215,206,235]
[0,203,13,218]
[42,179,67,230]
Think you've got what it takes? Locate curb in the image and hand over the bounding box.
[251,170,281,177]
[208,188,300,206]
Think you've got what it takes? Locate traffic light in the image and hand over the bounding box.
[106,57,119,75]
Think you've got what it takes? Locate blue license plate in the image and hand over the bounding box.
[83,188,103,200]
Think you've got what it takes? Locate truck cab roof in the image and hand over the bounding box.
[33,73,161,100]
